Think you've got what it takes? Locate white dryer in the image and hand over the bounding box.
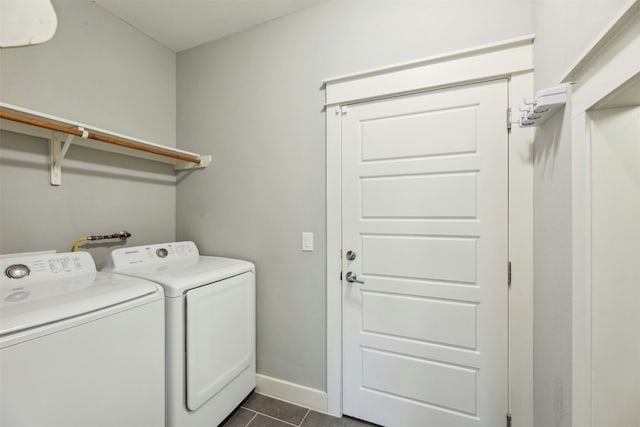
[0,251,165,427]
[104,241,255,427]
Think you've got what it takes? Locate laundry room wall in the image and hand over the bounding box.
[531,1,629,426]
[176,0,534,393]
[0,0,176,267]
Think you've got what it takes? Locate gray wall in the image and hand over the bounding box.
[2,0,630,418]
[176,0,534,391]
[531,1,628,426]
[0,0,177,267]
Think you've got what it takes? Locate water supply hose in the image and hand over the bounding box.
[72,231,132,252]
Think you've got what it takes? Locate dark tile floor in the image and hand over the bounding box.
[220,391,376,427]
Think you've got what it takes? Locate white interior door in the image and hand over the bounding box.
[341,79,509,427]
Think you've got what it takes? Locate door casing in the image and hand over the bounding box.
[324,35,535,427]
[561,4,640,426]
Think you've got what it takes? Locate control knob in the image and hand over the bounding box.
[5,264,30,279]
[156,248,168,258]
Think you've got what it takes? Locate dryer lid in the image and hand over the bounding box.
[0,252,160,336]
[104,242,254,297]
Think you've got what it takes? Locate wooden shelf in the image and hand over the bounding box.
[0,102,211,185]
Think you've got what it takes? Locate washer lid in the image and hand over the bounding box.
[104,242,255,297]
[1,252,160,336]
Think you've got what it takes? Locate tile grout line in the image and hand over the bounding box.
[298,409,311,426]
[241,408,301,427]
[244,411,258,427]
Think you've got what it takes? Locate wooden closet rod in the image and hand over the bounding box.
[0,110,201,164]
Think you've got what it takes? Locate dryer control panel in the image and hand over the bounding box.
[105,241,199,269]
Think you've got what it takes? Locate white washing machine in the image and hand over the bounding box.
[103,241,255,427]
[0,251,165,427]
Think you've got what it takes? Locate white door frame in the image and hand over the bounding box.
[324,35,535,426]
[561,2,640,427]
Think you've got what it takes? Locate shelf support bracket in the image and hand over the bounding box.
[50,132,74,186]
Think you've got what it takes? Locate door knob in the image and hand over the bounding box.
[346,250,356,260]
[345,271,364,284]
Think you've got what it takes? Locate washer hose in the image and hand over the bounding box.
[72,231,132,252]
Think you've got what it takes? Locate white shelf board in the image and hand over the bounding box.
[0,102,211,172]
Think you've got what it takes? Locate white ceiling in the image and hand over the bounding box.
[94,0,326,52]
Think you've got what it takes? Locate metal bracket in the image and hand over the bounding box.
[49,132,75,186]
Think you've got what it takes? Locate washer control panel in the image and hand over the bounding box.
[1,252,96,305]
[106,241,199,269]
[1,252,97,307]
[1,252,96,283]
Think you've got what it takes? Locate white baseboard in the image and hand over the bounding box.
[255,374,327,413]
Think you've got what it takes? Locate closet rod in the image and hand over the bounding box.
[0,110,201,164]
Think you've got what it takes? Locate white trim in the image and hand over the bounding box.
[324,38,534,425]
[562,0,639,83]
[323,34,534,84]
[255,374,327,413]
[571,111,592,427]
[508,72,535,427]
[565,5,640,427]
[324,38,534,106]
[570,9,640,115]
[325,105,343,416]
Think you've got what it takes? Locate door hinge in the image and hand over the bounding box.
[335,105,348,115]
[507,107,512,131]
[508,261,512,287]
[506,413,512,427]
